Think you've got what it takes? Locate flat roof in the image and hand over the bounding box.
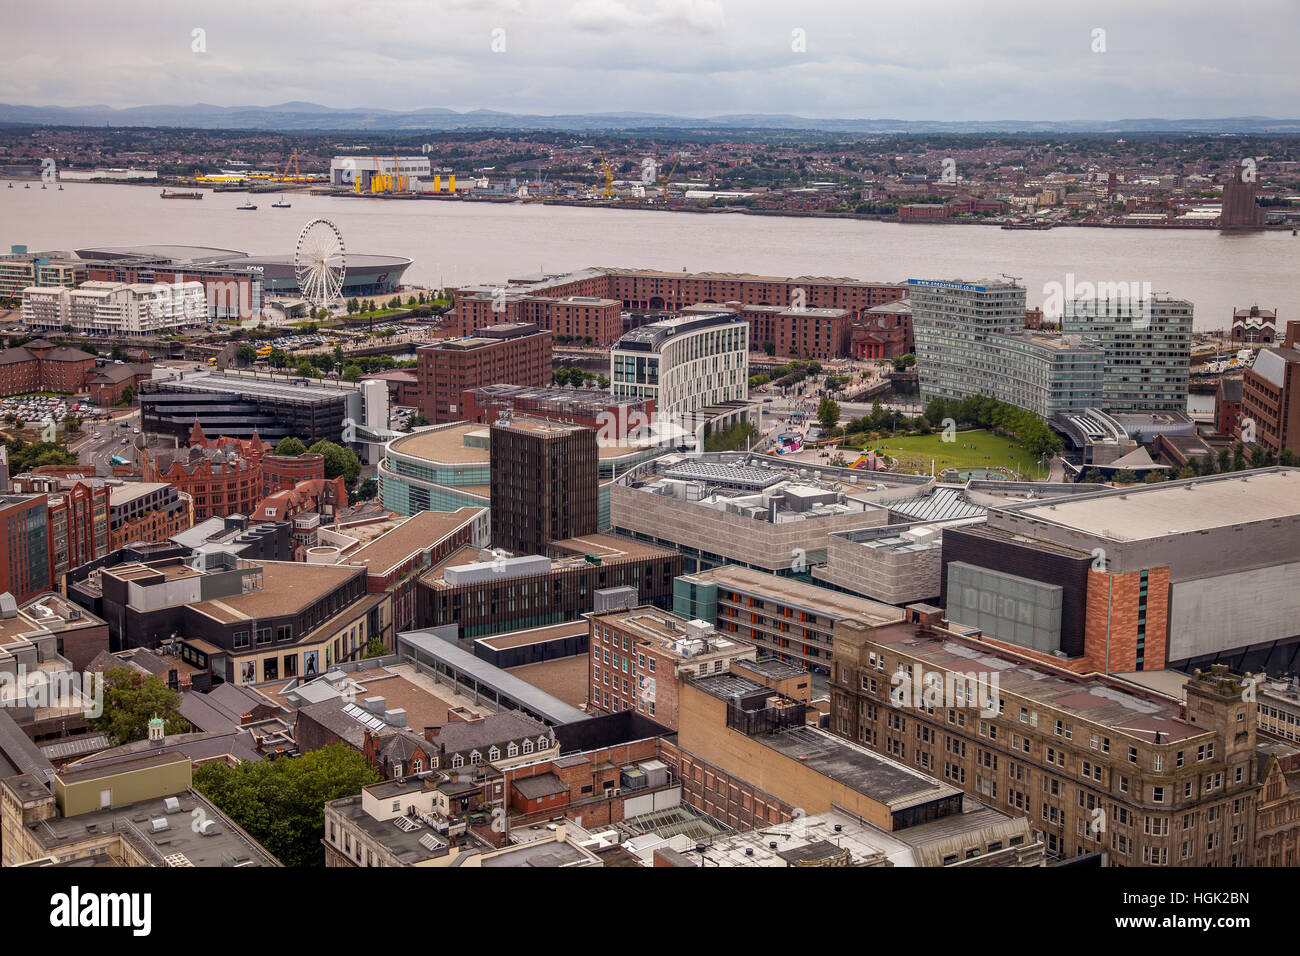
[192,561,361,623]
[1002,468,1300,541]
[345,508,483,575]
[679,565,905,626]
[398,630,589,725]
[477,620,589,650]
[389,422,638,464]
[869,620,1207,744]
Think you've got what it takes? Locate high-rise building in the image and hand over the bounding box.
[1219,162,1266,229]
[910,279,1106,418]
[490,416,598,555]
[416,323,553,424]
[1062,296,1192,412]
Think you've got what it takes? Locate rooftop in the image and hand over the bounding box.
[191,561,361,623]
[679,565,905,627]
[344,508,483,577]
[1001,467,1300,541]
[867,620,1208,744]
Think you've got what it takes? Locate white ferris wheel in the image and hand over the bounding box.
[294,217,347,307]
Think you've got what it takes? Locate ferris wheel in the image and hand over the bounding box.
[294,218,346,307]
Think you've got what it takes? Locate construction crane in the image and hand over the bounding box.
[392,148,404,192]
[658,153,680,201]
[598,153,614,198]
[277,148,303,183]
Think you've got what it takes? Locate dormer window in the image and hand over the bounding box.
[522,739,533,754]
[488,746,500,761]
[451,754,464,768]
[538,736,550,750]
[469,750,482,765]
[412,759,423,773]
[507,743,518,757]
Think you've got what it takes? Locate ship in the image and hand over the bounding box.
[271,197,291,208]
[161,189,203,199]
[1001,218,1054,230]
[237,201,258,210]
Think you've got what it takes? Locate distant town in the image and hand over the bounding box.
[3,127,1299,228]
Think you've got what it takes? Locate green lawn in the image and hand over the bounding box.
[848,429,1047,479]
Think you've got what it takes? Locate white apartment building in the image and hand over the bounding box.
[610,312,749,422]
[22,280,207,336]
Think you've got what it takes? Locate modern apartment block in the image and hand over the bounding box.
[1062,296,1192,412]
[610,313,749,420]
[416,323,553,424]
[22,280,207,336]
[0,246,85,303]
[910,278,1106,418]
[1239,319,1300,456]
[937,468,1300,674]
[830,613,1261,865]
[489,416,598,556]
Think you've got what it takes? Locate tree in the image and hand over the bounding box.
[111,343,126,361]
[193,743,379,867]
[237,344,257,365]
[274,436,307,457]
[763,341,776,357]
[92,668,189,746]
[341,364,363,382]
[363,634,386,658]
[308,439,362,485]
[817,395,840,432]
[118,385,136,406]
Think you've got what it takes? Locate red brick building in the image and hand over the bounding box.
[85,363,152,406]
[851,299,914,360]
[0,494,54,602]
[262,453,326,495]
[448,267,907,358]
[0,340,98,397]
[344,507,487,632]
[416,323,553,424]
[1238,320,1300,456]
[141,421,274,521]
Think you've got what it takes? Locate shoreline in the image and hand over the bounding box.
[10,177,1294,231]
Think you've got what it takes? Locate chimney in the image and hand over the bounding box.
[424,726,440,742]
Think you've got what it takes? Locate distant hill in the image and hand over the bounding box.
[1,102,1297,134]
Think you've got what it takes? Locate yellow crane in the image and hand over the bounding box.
[277,148,303,183]
[598,153,614,198]
[658,153,680,201]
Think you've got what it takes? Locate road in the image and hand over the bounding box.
[73,409,142,476]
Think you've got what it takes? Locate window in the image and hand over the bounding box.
[522,739,534,754]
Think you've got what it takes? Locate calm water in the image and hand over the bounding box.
[4,182,1297,332]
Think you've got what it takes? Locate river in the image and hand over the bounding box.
[3,182,1296,332]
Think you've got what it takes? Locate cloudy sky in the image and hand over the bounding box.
[5,0,1297,120]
